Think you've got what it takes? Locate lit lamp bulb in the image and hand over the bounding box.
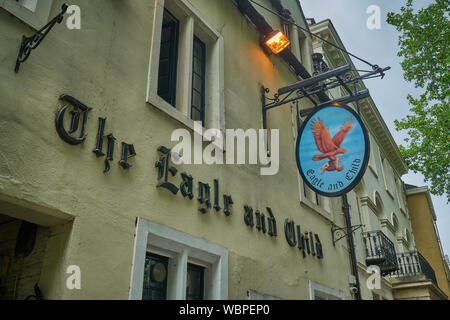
[265,31,290,54]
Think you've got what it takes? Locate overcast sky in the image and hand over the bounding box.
[299,0,449,257]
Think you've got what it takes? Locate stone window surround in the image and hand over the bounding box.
[367,135,379,178]
[380,155,395,200]
[0,0,53,30]
[309,280,345,300]
[129,217,228,300]
[146,0,225,136]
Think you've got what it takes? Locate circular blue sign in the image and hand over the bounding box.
[296,103,370,197]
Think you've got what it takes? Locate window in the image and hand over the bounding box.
[368,136,378,177]
[191,36,206,125]
[186,263,204,300]
[130,218,228,300]
[380,156,394,198]
[0,0,53,30]
[142,254,206,301]
[147,0,224,132]
[309,281,345,300]
[157,9,179,107]
[143,253,169,300]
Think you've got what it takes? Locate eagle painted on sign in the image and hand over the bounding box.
[311,117,353,174]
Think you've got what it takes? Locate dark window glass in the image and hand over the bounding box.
[142,253,169,300]
[186,263,204,300]
[191,36,206,126]
[158,9,179,107]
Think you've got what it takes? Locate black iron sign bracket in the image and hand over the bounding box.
[331,224,364,246]
[15,3,68,73]
[261,64,390,130]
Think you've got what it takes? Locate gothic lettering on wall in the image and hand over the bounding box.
[55,95,136,172]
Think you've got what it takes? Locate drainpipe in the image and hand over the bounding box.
[342,195,362,300]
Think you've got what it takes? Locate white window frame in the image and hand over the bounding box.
[368,135,379,178]
[129,217,228,300]
[380,156,394,199]
[146,0,225,134]
[0,0,53,30]
[309,280,345,300]
[247,290,281,300]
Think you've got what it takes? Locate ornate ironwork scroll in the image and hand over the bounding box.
[15,3,68,72]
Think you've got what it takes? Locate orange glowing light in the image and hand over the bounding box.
[265,31,290,54]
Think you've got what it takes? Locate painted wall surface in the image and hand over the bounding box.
[407,191,450,299]
[0,0,355,300]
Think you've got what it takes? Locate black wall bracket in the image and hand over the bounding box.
[15,3,68,73]
[331,223,364,245]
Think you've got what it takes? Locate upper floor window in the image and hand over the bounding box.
[368,136,378,177]
[158,9,179,107]
[381,156,394,198]
[191,36,206,126]
[1,0,53,30]
[147,0,224,132]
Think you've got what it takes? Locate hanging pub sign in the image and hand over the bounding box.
[296,102,370,197]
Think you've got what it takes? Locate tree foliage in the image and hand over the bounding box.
[387,0,449,200]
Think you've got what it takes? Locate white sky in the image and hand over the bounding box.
[299,0,449,256]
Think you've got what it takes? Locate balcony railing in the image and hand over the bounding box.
[390,251,438,286]
[363,230,398,275]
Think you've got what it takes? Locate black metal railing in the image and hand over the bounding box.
[390,251,438,286]
[362,230,398,275]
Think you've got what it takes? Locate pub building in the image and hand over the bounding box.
[0,0,447,300]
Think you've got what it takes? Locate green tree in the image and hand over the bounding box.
[387,0,449,200]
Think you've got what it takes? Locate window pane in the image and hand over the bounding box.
[193,41,204,59]
[191,37,206,125]
[143,253,168,300]
[193,58,202,74]
[192,91,202,109]
[191,108,202,122]
[186,263,204,300]
[158,9,179,107]
[193,74,203,92]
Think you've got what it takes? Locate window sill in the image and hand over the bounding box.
[300,197,333,223]
[368,164,378,179]
[147,93,225,151]
[399,207,407,217]
[385,189,394,200]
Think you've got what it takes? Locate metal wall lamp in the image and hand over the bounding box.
[15,3,68,73]
[264,30,290,55]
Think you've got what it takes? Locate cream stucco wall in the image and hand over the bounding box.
[0,0,356,300]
